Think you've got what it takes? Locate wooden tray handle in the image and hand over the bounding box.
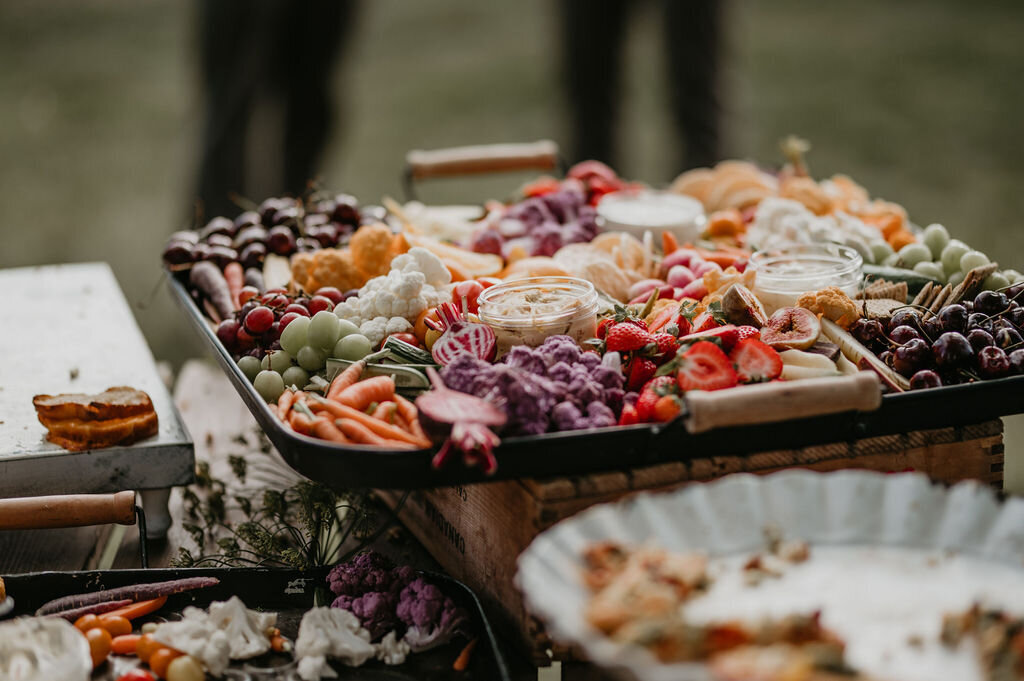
[684,372,882,435]
[405,140,560,180]
[0,491,137,530]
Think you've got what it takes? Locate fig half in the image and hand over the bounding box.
[722,284,769,328]
[760,307,821,350]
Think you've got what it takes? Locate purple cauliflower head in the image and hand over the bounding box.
[327,551,398,597]
[331,590,401,642]
[396,578,470,652]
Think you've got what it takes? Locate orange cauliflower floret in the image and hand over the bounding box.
[350,223,406,278]
[703,266,755,303]
[779,175,832,216]
[311,249,366,293]
[797,286,860,328]
[290,252,317,292]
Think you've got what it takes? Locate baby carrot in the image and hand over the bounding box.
[289,409,316,436]
[277,388,298,418]
[311,400,429,447]
[224,262,244,310]
[312,417,349,443]
[337,376,395,411]
[394,395,429,443]
[327,361,366,401]
[662,230,679,256]
[335,418,391,445]
[102,596,167,621]
[453,638,478,671]
[372,401,397,423]
[111,634,141,655]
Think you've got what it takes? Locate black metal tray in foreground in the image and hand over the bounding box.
[169,273,1024,490]
[3,567,509,681]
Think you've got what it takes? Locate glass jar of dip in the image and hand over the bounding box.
[597,190,706,243]
[749,243,863,314]
[477,276,599,357]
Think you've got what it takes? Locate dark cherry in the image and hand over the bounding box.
[259,197,290,224]
[303,213,330,229]
[272,204,303,227]
[966,328,995,353]
[879,350,893,366]
[1009,349,1024,374]
[205,233,234,248]
[306,223,341,248]
[238,242,267,269]
[234,210,261,229]
[938,304,968,333]
[888,309,921,334]
[977,346,1011,378]
[909,369,942,390]
[893,338,930,377]
[190,242,211,261]
[920,317,943,340]
[974,290,1009,315]
[995,327,1023,350]
[932,332,974,369]
[168,230,199,245]
[1006,283,1024,303]
[889,325,922,345]
[267,225,297,255]
[234,225,268,250]
[200,216,235,240]
[331,194,361,225]
[162,242,194,266]
[967,313,993,334]
[1006,307,1024,329]
[204,245,238,269]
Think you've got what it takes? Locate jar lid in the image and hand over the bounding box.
[750,242,863,291]
[478,276,598,326]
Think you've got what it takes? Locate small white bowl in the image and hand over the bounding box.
[597,190,706,242]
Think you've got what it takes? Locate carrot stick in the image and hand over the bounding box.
[335,418,395,446]
[224,262,244,310]
[102,596,168,621]
[337,375,395,410]
[453,638,478,671]
[111,634,142,655]
[312,417,349,443]
[289,410,315,436]
[372,401,397,423]
[662,231,679,256]
[267,404,281,419]
[310,399,429,447]
[327,361,366,401]
[395,395,430,443]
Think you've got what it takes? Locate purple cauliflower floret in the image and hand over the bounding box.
[542,335,582,365]
[579,351,601,368]
[585,401,616,428]
[396,578,470,653]
[552,400,616,431]
[502,345,549,375]
[327,551,398,597]
[440,354,491,395]
[532,222,565,257]
[331,591,401,642]
[591,363,624,390]
[507,197,554,228]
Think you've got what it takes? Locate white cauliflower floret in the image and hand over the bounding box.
[392,247,450,288]
[358,317,390,347]
[296,607,376,680]
[153,596,274,677]
[334,299,361,323]
[374,631,410,666]
[385,317,413,335]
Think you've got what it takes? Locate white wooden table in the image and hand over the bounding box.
[0,263,194,536]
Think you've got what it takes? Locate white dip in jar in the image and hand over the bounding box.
[477,276,599,357]
[749,243,863,314]
[597,190,706,243]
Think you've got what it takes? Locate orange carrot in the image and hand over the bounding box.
[372,401,398,423]
[327,361,366,401]
[453,638,478,671]
[270,634,288,653]
[311,399,429,447]
[278,388,298,418]
[335,418,405,446]
[289,410,316,436]
[111,634,141,655]
[694,248,743,269]
[394,395,429,442]
[337,375,395,410]
[103,596,167,621]
[662,231,680,256]
[312,417,349,443]
[224,262,244,310]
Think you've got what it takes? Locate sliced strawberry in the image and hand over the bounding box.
[606,323,653,353]
[649,303,693,335]
[627,357,658,391]
[730,338,783,383]
[653,395,683,422]
[618,403,640,426]
[680,324,741,353]
[690,312,719,334]
[676,341,738,392]
[736,325,761,342]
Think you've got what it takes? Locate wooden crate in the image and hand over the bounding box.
[377,419,1005,665]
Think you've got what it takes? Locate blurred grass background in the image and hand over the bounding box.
[2,0,1022,486]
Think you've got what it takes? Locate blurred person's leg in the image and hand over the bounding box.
[277,0,358,197]
[560,0,631,168]
[196,0,276,218]
[663,0,722,171]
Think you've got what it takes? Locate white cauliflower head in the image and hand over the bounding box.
[295,607,376,680]
[153,596,273,676]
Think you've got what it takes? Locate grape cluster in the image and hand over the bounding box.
[468,187,599,259]
[890,223,1021,291]
[215,286,374,401]
[851,284,1024,389]
[162,193,373,272]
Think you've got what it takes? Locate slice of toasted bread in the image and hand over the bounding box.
[33,386,154,422]
[38,411,159,451]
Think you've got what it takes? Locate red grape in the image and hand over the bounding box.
[261,321,281,345]
[261,293,289,308]
[244,306,275,334]
[279,312,303,331]
[265,287,288,295]
[236,327,257,351]
[284,303,310,317]
[238,286,260,306]
[216,319,240,350]
[314,287,344,305]
[308,295,334,314]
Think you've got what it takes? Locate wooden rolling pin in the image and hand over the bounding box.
[0,491,136,530]
[684,372,882,434]
[406,140,559,180]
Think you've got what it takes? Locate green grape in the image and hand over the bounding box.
[337,319,360,338]
[959,250,990,273]
[940,240,969,275]
[334,333,373,361]
[984,272,1010,291]
[897,243,932,269]
[281,366,310,390]
[253,370,284,402]
[297,345,327,371]
[260,354,271,371]
[913,261,945,283]
[268,349,292,373]
[237,355,261,383]
[280,316,310,355]
[869,240,894,265]
[1003,269,1023,285]
[947,270,966,288]
[308,310,341,350]
[882,253,901,267]
[922,223,950,260]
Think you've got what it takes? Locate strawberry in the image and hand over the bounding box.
[676,341,738,392]
[606,323,653,352]
[635,376,677,421]
[736,325,761,342]
[653,394,683,422]
[651,332,679,359]
[596,317,614,340]
[649,302,693,335]
[730,338,783,383]
[627,357,658,391]
[618,403,640,426]
[690,312,720,334]
[680,324,741,353]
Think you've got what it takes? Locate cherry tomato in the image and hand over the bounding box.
[85,627,113,668]
[166,655,205,681]
[389,332,421,348]
[413,307,442,342]
[100,615,133,637]
[136,634,161,663]
[75,613,103,632]
[117,670,156,681]
[149,648,183,679]
[452,280,485,314]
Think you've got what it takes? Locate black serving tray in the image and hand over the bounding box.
[3,567,509,681]
[169,272,1024,489]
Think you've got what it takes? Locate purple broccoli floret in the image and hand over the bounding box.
[331,591,401,642]
[396,578,469,653]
